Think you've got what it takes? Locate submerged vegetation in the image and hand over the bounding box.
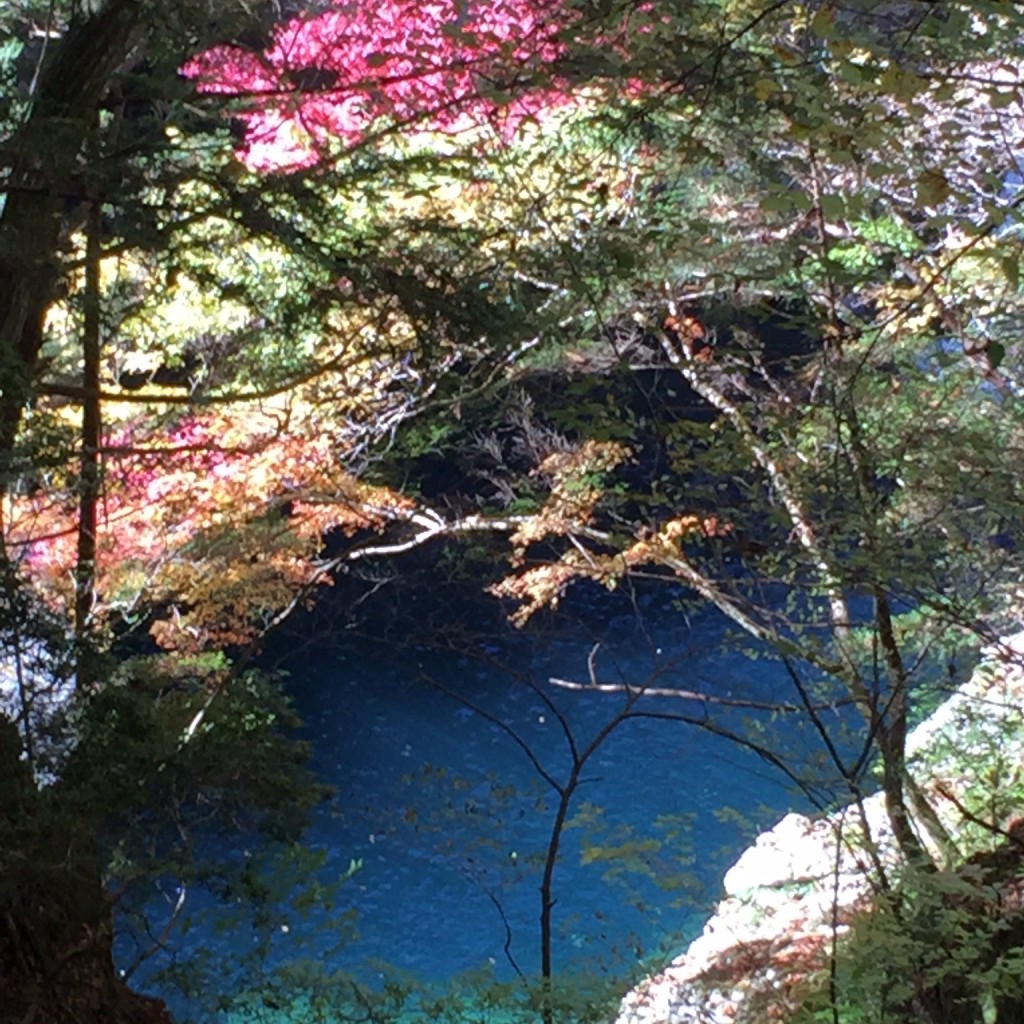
[1,0,1024,1020]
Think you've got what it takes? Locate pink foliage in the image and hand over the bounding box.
[9,412,405,627]
[184,0,583,171]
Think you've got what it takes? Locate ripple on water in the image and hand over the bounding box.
[130,596,838,1019]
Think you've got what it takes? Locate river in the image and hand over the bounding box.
[127,583,848,1021]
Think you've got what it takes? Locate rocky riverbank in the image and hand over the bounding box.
[616,631,1024,1024]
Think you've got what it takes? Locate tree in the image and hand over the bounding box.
[471,2,1024,1017]
[0,0,662,1017]
[183,0,581,171]
[3,0,1024,1019]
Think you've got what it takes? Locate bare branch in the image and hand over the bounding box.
[548,675,816,711]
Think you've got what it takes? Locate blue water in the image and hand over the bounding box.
[128,590,852,1019]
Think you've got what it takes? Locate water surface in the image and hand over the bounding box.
[133,590,843,1018]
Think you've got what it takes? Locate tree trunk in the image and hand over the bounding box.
[0,715,173,1024]
[658,329,934,867]
[75,189,103,687]
[0,0,142,498]
[0,6,173,1021]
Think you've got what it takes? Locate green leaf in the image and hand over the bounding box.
[990,88,1019,109]
[1001,254,1020,290]
[761,192,793,213]
[820,193,845,220]
[866,162,896,180]
[810,6,835,38]
[915,169,952,206]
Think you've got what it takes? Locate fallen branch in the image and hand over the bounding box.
[549,675,853,713]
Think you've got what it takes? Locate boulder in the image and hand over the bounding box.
[616,631,1024,1024]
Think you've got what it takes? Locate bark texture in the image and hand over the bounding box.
[0,0,143,484]
[0,717,174,1024]
[0,4,173,1021]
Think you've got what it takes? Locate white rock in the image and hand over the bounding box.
[723,813,820,894]
[614,629,1024,1024]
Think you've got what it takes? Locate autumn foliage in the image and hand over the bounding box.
[7,0,669,646]
[185,0,584,170]
[8,411,410,651]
